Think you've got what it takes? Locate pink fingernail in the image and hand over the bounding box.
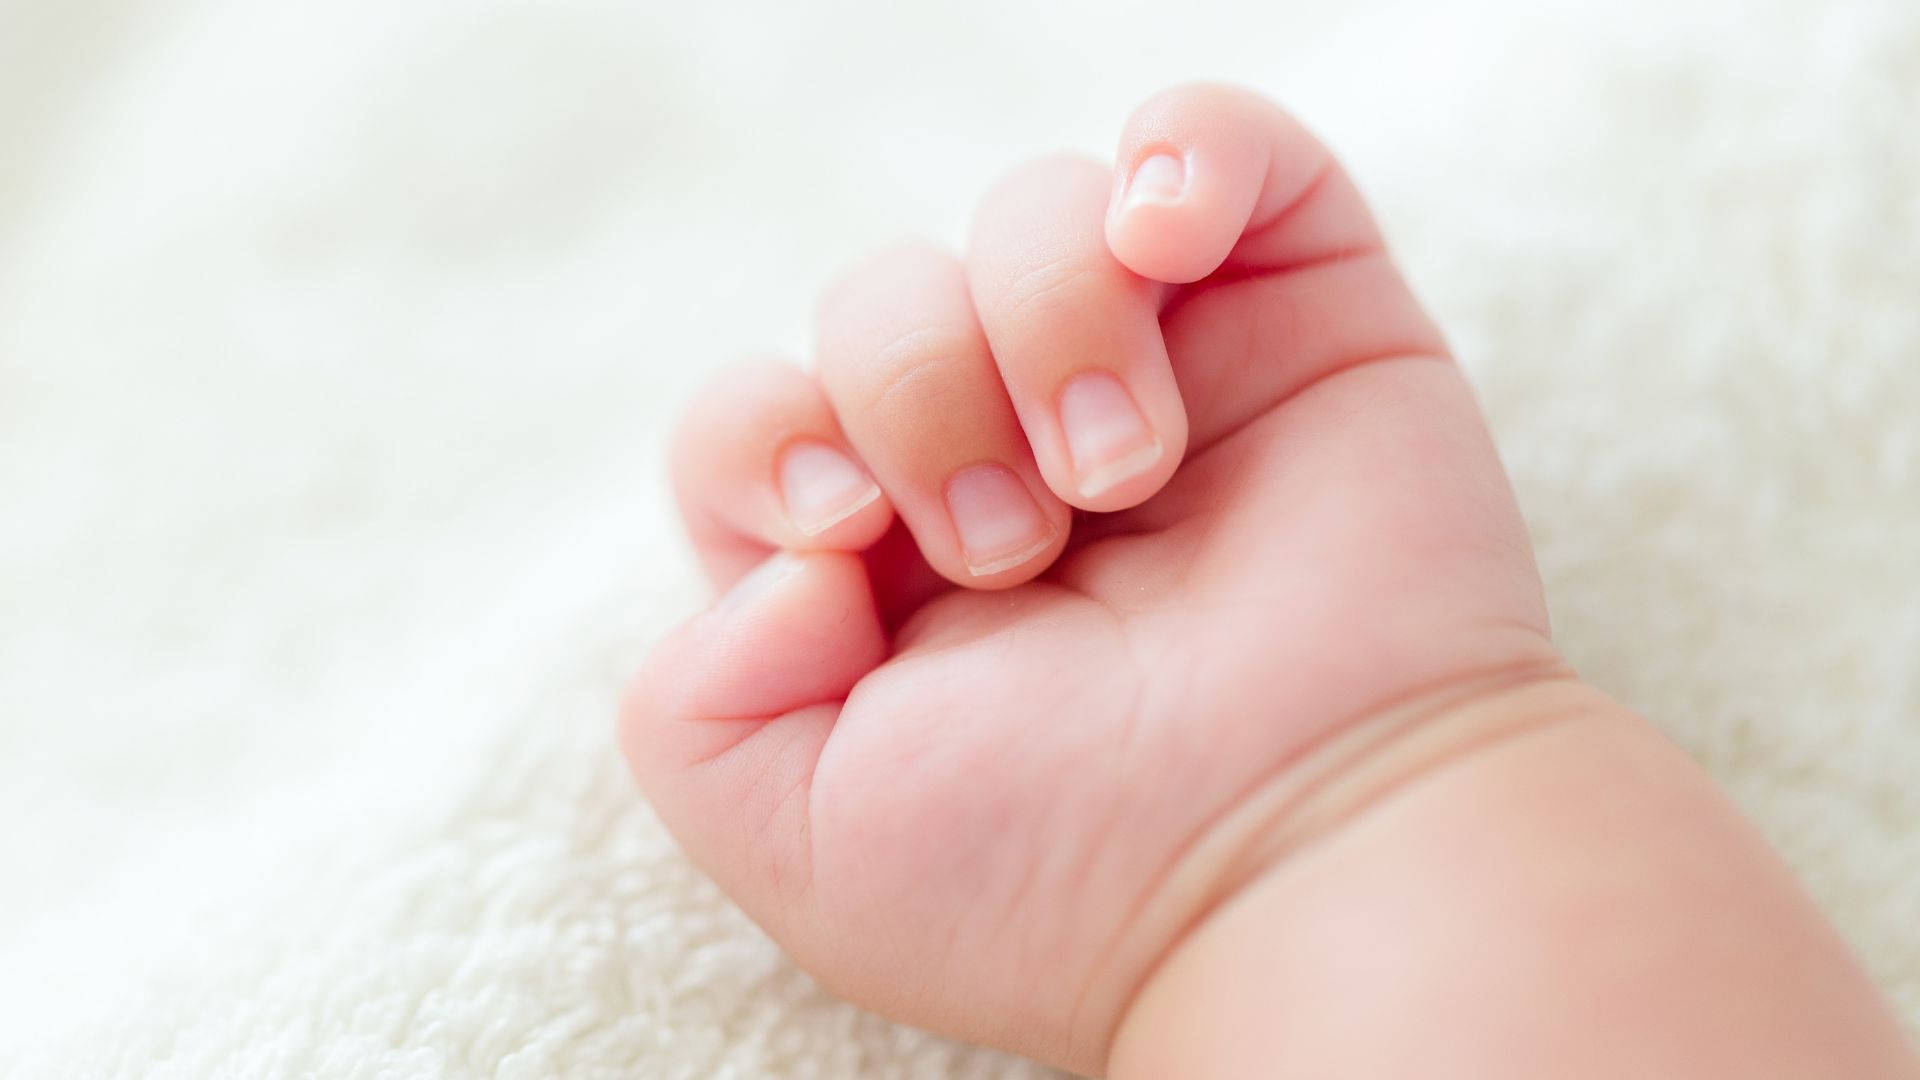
[943,464,1053,576]
[1058,371,1162,498]
[779,441,880,535]
[1122,152,1187,211]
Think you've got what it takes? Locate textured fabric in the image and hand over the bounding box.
[1,0,1914,1075]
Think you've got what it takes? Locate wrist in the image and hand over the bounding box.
[1102,665,1609,1074]
[1106,678,1915,1079]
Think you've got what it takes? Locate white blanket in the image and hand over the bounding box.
[2,0,1914,1074]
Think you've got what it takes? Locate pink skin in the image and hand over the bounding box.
[625,85,1920,1076]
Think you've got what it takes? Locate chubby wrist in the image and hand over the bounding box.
[1105,679,1913,1079]
[1097,667,1614,1074]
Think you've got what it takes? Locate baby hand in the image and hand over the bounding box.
[624,84,1560,1073]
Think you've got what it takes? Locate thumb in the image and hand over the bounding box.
[621,550,886,920]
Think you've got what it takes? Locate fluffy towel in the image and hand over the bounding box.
[1,0,1914,1074]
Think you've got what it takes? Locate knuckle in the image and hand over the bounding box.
[995,252,1099,321]
[848,325,980,425]
[815,244,987,426]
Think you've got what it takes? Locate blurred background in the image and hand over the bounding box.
[1,0,1914,1074]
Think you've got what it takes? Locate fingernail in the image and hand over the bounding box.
[1122,152,1186,211]
[1058,371,1162,498]
[779,441,880,535]
[944,464,1053,577]
[714,551,803,617]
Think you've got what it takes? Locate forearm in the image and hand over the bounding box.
[1109,683,1918,1079]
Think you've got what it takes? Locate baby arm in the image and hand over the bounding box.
[623,83,1919,1077]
